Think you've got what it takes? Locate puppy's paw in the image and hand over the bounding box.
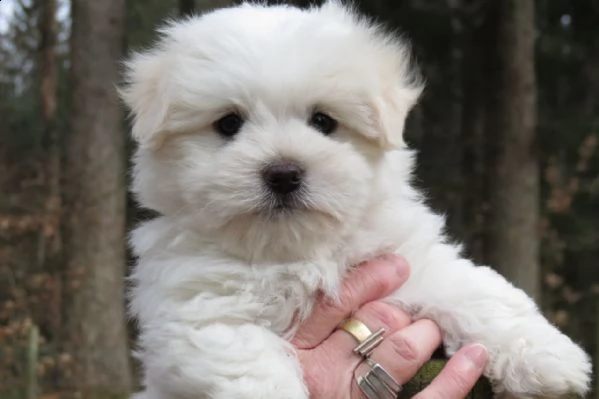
[488,322,591,398]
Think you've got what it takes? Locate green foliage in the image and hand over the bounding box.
[0,0,43,154]
[536,0,599,311]
[125,0,178,51]
[402,359,493,398]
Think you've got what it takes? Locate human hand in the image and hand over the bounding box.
[292,256,488,399]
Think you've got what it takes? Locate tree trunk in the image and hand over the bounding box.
[196,0,236,13]
[443,0,465,238]
[461,0,495,265]
[583,43,599,399]
[38,0,63,339]
[179,0,195,16]
[487,0,540,301]
[64,0,132,396]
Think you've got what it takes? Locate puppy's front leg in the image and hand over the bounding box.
[137,322,308,399]
[395,247,591,398]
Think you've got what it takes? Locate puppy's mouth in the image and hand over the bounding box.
[257,189,342,226]
[260,190,307,217]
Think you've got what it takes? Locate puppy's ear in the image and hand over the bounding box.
[368,79,422,150]
[119,51,171,149]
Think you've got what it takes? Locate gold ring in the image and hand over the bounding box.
[338,318,373,343]
[338,318,386,357]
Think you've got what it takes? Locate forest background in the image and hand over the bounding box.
[0,0,598,397]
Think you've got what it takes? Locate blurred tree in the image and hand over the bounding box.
[0,0,43,155]
[125,0,178,50]
[37,0,62,340]
[198,0,237,12]
[180,0,195,16]
[266,0,314,6]
[486,0,540,300]
[63,0,132,396]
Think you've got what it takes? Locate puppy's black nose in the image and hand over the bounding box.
[262,162,304,195]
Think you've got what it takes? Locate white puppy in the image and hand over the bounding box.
[121,2,591,398]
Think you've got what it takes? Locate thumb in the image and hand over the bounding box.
[413,344,488,399]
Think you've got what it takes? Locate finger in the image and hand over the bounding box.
[320,301,412,370]
[413,343,488,399]
[292,256,409,349]
[365,319,442,385]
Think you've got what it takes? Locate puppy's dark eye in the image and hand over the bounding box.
[214,113,244,137]
[309,112,338,135]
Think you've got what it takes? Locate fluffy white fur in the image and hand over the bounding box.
[121,2,592,398]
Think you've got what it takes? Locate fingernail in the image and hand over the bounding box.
[463,344,488,369]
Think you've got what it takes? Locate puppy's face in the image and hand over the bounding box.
[122,2,422,262]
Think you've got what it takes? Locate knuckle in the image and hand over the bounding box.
[290,334,311,350]
[360,301,404,331]
[319,295,352,318]
[387,333,421,362]
[362,264,396,292]
[355,260,395,290]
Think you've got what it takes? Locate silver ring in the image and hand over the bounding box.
[356,358,402,399]
[353,327,385,358]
